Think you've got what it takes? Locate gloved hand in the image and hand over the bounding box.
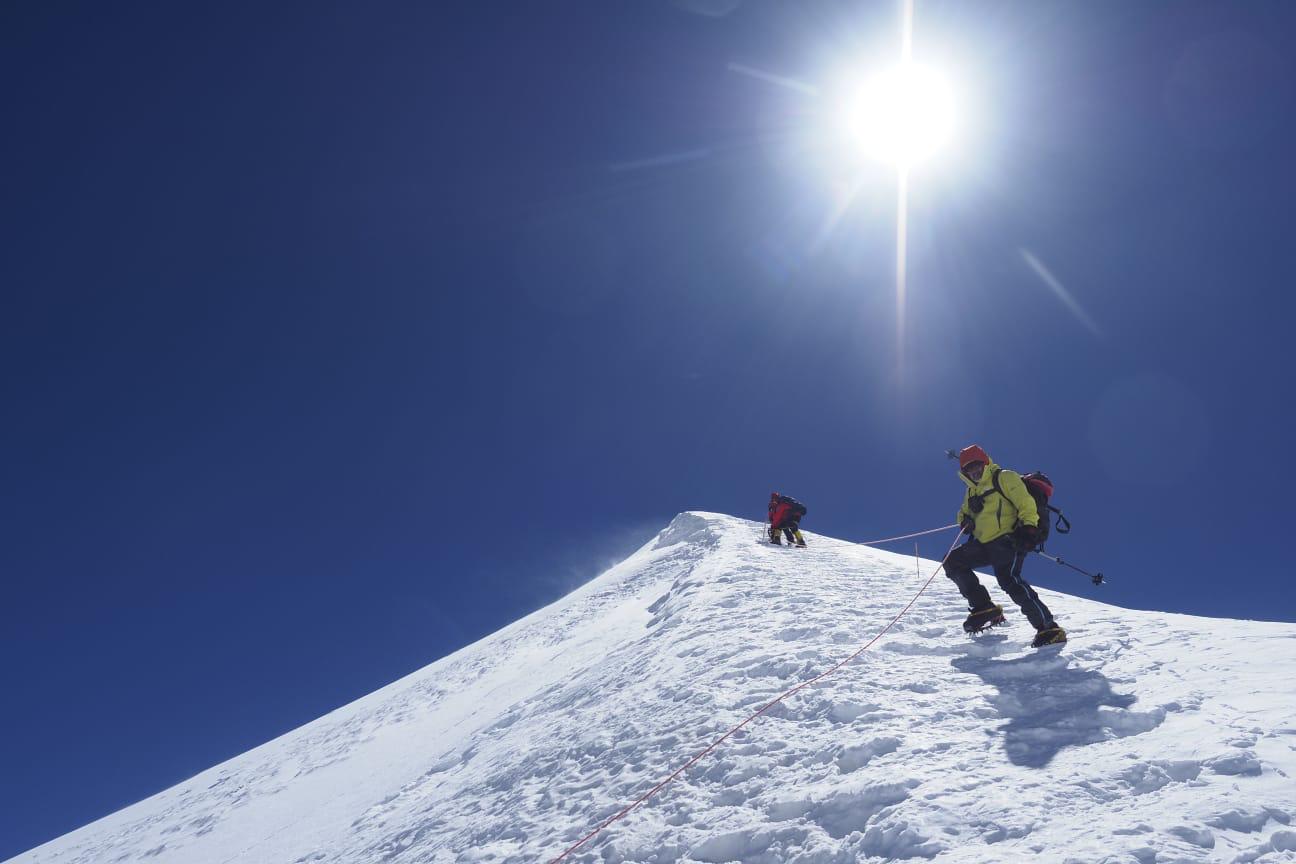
[960,518,975,536]
[1013,524,1039,550]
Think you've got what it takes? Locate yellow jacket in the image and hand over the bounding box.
[957,461,1039,543]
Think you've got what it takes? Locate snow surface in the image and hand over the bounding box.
[9,512,1296,864]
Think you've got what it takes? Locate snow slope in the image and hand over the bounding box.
[9,512,1296,864]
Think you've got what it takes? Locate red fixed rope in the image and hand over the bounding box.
[548,526,965,863]
[857,523,959,546]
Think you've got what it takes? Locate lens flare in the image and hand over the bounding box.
[841,63,955,168]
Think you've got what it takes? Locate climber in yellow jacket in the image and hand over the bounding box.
[947,444,1066,647]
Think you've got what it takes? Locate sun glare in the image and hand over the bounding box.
[841,62,955,168]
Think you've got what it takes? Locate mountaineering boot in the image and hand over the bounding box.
[1031,625,1067,648]
[768,527,783,545]
[962,604,1006,634]
[792,529,806,548]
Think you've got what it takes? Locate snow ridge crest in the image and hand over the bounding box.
[11,511,1296,864]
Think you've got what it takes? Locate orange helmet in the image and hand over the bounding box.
[958,444,990,470]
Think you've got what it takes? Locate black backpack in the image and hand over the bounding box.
[777,495,807,518]
[988,470,1070,545]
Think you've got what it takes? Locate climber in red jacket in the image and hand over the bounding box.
[768,492,807,547]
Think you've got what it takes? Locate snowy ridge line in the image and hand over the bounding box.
[547,525,965,863]
[856,522,958,547]
[14,513,1296,863]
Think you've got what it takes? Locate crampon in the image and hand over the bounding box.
[962,605,1007,635]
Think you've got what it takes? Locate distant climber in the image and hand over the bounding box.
[947,445,1066,647]
[768,492,807,547]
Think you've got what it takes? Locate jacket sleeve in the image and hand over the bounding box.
[999,470,1039,527]
[956,493,970,526]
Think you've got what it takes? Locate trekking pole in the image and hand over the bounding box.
[1035,551,1105,586]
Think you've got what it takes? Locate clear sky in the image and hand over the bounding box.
[3,1,1296,859]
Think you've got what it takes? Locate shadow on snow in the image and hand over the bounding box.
[950,636,1138,769]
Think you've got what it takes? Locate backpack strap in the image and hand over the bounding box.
[970,468,1007,509]
[966,469,1001,516]
[990,468,1040,528]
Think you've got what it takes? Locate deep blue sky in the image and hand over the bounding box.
[4,1,1296,858]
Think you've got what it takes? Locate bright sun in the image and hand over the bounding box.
[840,62,955,168]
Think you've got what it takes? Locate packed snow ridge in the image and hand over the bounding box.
[10,512,1296,864]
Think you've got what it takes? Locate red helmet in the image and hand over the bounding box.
[958,444,990,470]
[770,491,780,500]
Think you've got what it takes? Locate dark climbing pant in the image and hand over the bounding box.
[944,536,1055,631]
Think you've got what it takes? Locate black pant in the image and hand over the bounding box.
[944,536,1055,630]
[772,517,801,543]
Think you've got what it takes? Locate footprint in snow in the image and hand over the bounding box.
[1166,824,1216,848]
[1206,806,1282,833]
[836,736,902,773]
[882,640,960,657]
[1116,758,1201,795]
[1204,749,1263,776]
[807,781,918,840]
[827,700,883,722]
[1234,829,1296,861]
